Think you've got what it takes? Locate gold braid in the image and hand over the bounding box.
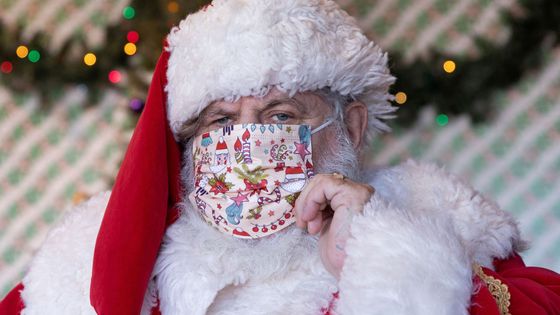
[473,263,511,315]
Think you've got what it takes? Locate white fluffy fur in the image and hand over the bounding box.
[368,160,525,269]
[153,207,337,315]
[20,192,110,315]
[335,161,523,314]
[336,194,473,314]
[19,161,523,314]
[165,0,396,136]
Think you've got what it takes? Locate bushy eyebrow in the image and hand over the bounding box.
[203,107,236,118]
[264,97,309,114]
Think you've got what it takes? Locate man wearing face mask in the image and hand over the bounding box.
[2,0,560,314]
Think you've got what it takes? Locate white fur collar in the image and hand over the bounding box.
[153,208,337,314]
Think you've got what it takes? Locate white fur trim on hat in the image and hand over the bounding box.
[165,0,396,137]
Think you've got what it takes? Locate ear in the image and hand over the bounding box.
[344,101,368,149]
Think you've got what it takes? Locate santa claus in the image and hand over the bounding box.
[2,0,560,314]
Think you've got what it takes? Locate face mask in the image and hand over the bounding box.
[189,120,332,239]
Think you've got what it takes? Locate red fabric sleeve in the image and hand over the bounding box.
[0,283,24,315]
[470,253,560,315]
[90,50,182,315]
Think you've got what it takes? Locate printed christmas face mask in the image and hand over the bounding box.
[189,120,332,239]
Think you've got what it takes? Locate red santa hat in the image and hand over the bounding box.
[166,0,396,136]
[215,136,229,155]
[90,0,395,313]
[90,51,182,314]
[285,166,306,181]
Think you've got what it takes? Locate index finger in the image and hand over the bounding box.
[294,174,342,228]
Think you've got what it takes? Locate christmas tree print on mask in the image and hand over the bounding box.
[189,123,315,238]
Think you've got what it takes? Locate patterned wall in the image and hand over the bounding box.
[0,87,132,295]
[0,0,130,53]
[1,0,559,299]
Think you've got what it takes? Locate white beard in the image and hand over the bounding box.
[313,122,361,181]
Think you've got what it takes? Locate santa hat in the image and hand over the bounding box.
[90,0,395,313]
[90,51,182,314]
[166,0,396,136]
[285,166,306,181]
[215,136,229,155]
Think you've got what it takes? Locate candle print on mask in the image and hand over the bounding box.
[189,123,314,238]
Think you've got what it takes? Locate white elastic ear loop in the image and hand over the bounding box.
[310,117,334,135]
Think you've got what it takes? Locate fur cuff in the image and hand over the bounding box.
[335,160,525,314]
[336,195,472,314]
[369,160,525,268]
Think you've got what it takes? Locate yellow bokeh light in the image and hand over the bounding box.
[395,91,407,105]
[124,42,137,56]
[167,1,179,13]
[16,45,29,58]
[443,60,456,73]
[83,53,97,66]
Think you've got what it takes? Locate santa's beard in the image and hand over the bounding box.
[312,120,361,181]
[180,138,196,194]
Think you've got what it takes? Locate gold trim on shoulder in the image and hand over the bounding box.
[473,263,511,315]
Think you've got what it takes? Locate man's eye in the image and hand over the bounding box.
[213,117,230,125]
[272,113,291,122]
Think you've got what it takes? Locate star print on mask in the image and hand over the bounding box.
[293,141,311,161]
[230,191,249,206]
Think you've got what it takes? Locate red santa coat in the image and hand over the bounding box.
[471,254,560,314]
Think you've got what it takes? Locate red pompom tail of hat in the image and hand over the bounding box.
[0,283,24,314]
[90,50,182,315]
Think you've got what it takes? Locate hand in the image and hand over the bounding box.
[295,173,375,279]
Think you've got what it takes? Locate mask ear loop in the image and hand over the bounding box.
[310,117,334,135]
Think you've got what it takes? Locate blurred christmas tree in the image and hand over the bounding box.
[0,0,211,107]
[390,0,560,125]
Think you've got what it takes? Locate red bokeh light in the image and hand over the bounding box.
[127,31,139,43]
[1,61,13,74]
[108,70,122,83]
